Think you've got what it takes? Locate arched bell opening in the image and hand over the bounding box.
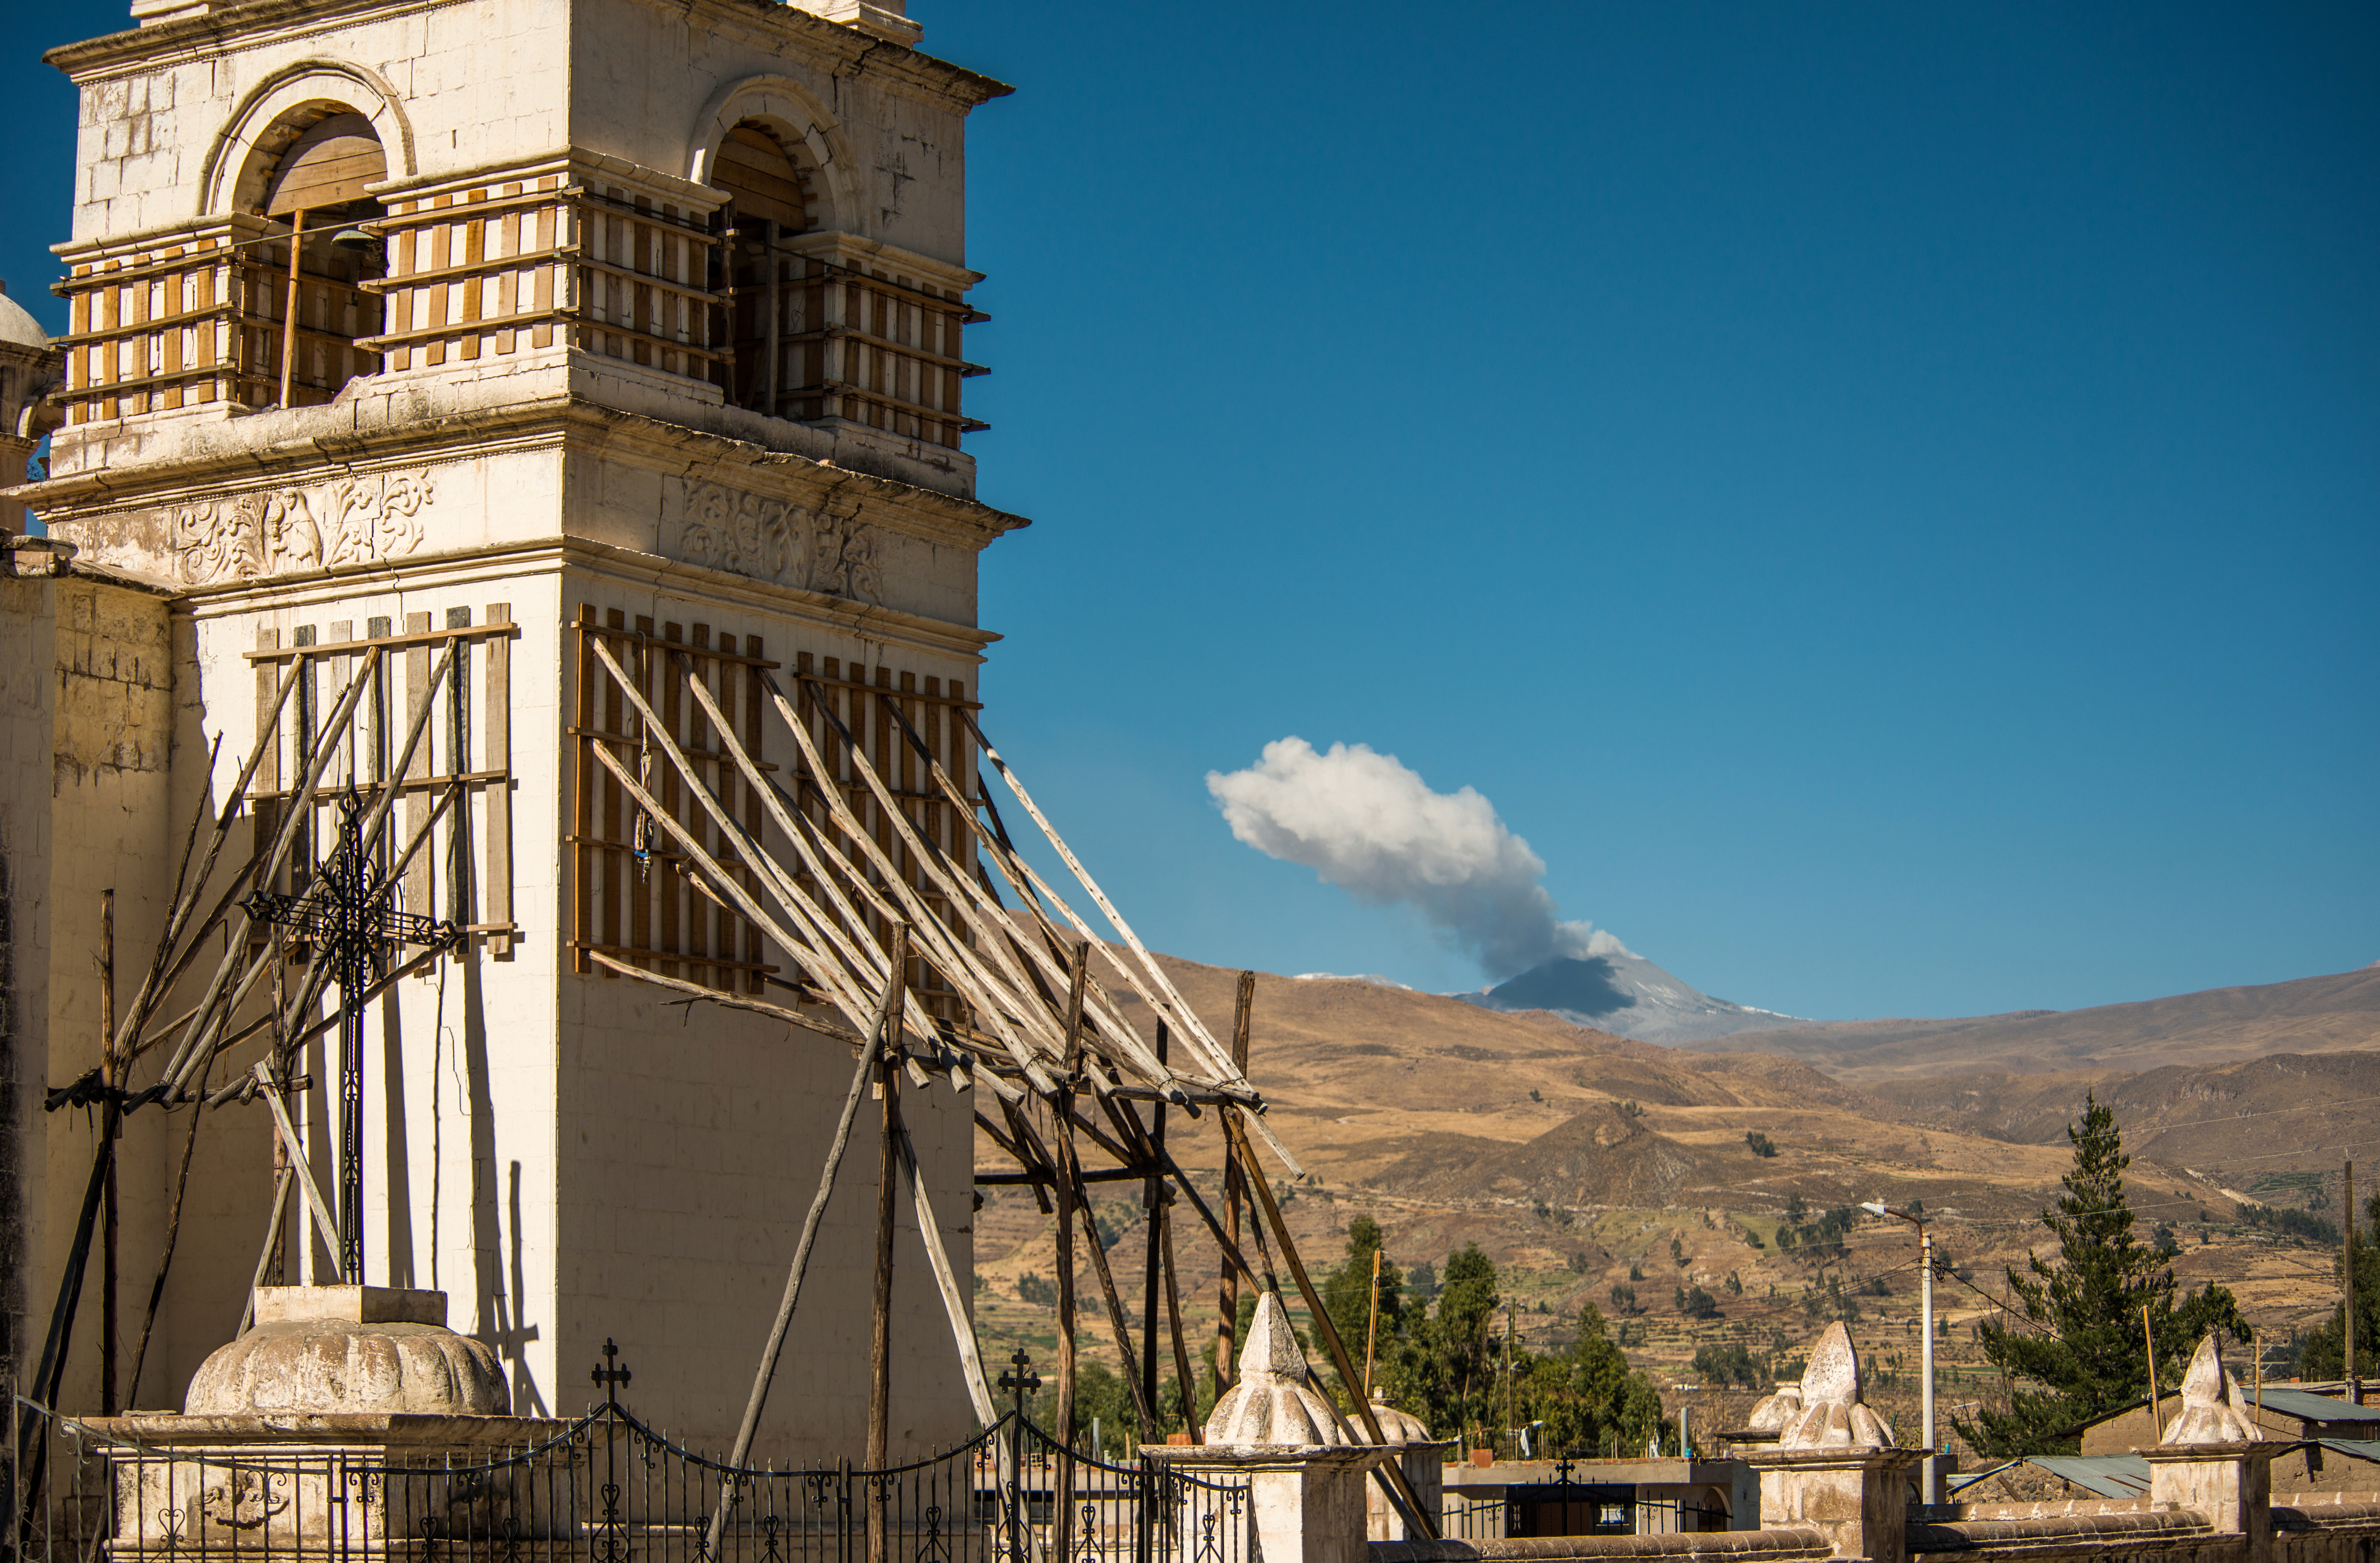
[712,121,822,418]
[243,107,389,407]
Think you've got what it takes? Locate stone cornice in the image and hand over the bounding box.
[175,537,1001,662]
[44,0,1014,113]
[13,394,1031,556]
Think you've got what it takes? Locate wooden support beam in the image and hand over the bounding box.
[1141,1022,1166,1428]
[1162,1205,1200,1441]
[870,926,907,1507]
[99,889,118,1415]
[975,1165,1147,1186]
[1054,944,1087,1563]
[1218,971,1254,1391]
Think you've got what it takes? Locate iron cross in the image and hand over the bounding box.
[244,789,461,1283]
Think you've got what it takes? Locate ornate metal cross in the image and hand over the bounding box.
[999,1349,1040,1419]
[592,1338,633,1407]
[244,789,461,1282]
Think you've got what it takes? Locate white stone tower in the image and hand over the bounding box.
[11,0,1017,1462]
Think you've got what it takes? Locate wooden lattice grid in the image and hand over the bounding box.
[568,606,978,1022]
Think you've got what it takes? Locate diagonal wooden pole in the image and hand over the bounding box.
[705,934,907,1559]
[1161,1209,1200,1440]
[1053,943,1087,1563]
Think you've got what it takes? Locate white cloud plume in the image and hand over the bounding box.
[1204,737,1628,981]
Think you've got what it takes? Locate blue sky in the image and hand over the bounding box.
[8,2,2374,1019]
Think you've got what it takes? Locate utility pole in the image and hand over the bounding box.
[2348,1160,2360,1406]
[1862,1199,1937,1504]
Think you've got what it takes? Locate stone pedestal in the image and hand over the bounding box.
[2145,1445,2281,1563]
[1154,1289,1399,1563]
[86,1288,558,1562]
[1148,1445,1393,1563]
[1749,1446,1924,1561]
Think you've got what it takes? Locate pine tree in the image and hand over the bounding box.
[1957,1093,2249,1455]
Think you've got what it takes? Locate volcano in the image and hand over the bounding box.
[1458,948,1804,1044]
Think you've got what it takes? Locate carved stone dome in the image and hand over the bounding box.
[0,284,48,349]
[1364,1389,1434,1444]
[1202,1290,1351,1447]
[186,1290,509,1416]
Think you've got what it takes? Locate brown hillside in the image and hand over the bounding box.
[973,944,2365,1422]
[1374,1101,1736,1207]
[1691,966,2380,1079]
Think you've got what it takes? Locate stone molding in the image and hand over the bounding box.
[21,394,1025,554]
[175,537,999,663]
[169,467,434,583]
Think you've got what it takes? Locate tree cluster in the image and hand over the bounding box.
[1315,1218,1669,1457]
[2240,1202,2341,1246]
[2298,1191,2380,1380]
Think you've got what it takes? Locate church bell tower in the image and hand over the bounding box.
[18,0,1019,1457]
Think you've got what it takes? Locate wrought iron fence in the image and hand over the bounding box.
[12,1372,1249,1563]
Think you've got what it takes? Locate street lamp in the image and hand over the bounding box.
[1860,1199,1940,1505]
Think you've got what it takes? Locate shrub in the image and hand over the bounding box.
[1745,1131,1779,1158]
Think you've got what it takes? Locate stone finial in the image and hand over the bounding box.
[1203,1289,1350,1447]
[1778,1323,1897,1449]
[2161,1334,2261,1445]
[1746,1382,1804,1433]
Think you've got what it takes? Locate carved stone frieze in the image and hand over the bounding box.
[678,479,882,604]
[171,470,435,584]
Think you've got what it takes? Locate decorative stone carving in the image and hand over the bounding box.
[199,1468,290,1529]
[810,499,883,603]
[2161,1334,2260,1445]
[1203,1288,1352,1447]
[1746,1381,1804,1433]
[678,480,882,603]
[1779,1321,1897,1449]
[172,469,434,583]
[682,480,800,582]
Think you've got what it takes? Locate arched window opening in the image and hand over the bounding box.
[713,122,820,416]
[248,107,389,407]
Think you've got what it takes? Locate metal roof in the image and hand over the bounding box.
[2253,1389,2379,1426]
[2024,1456,2152,1499]
[2317,1440,2380,1462]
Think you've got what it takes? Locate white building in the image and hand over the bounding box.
[4,0,1018,1475]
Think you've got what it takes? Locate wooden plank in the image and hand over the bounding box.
[404,614,431,917]
[603,610,626,970]
[484,604,512,955]
[689,624,714,986]
[446,606,473,935]
[744,635,766,994]
[254,627,281,876]
[573,607,597,974]
[630,615,655,961]
[660,622,684,978]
